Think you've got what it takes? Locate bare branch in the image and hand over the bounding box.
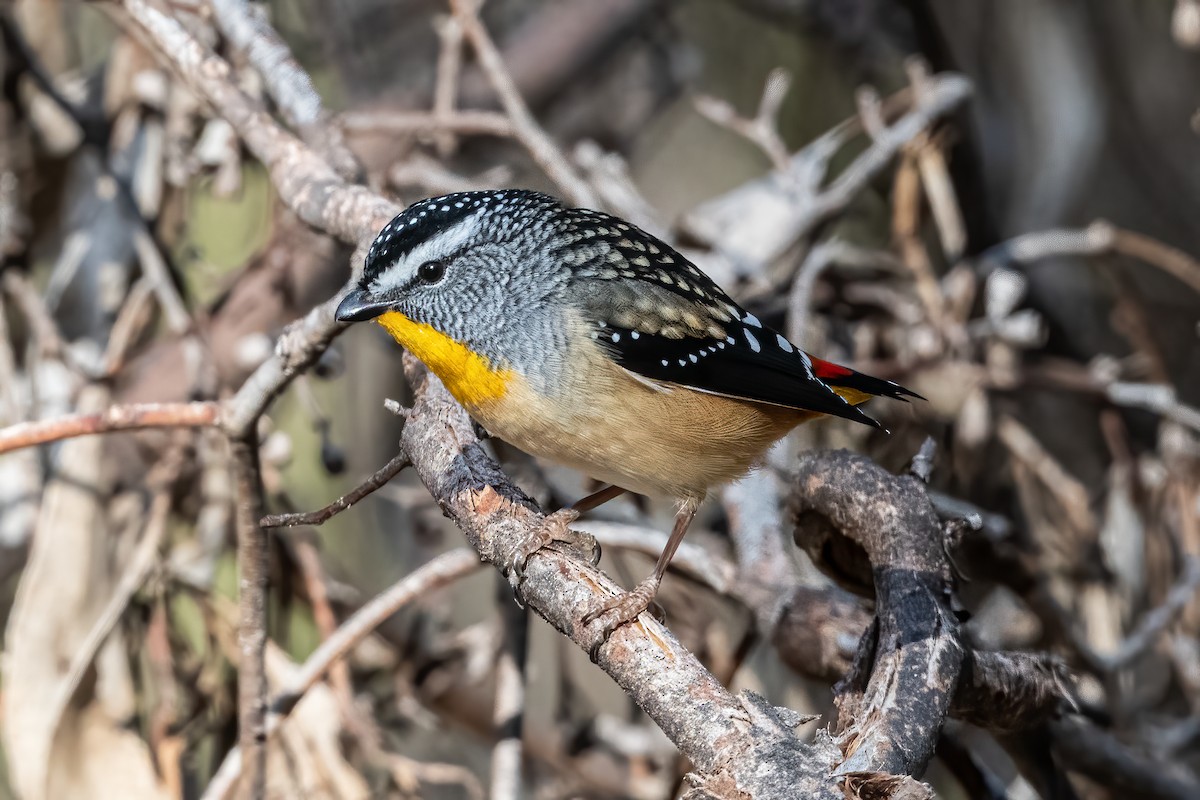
[982,219,1200,297]
[209,0,360,179]
[230,434,268,798]
[0,401,220,455]
[112,0,403,441]
[201,549,483,800]
[260,451,411,528]
[489,577,529,800]
[682,67,971,275]
[791,449,963,780]
[448,0,598,208]
[695,68,794,173]
[341,109,515,138]
[398,354,843,798]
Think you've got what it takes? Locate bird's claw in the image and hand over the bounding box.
[581,577,663,661]
[507,509,600,591]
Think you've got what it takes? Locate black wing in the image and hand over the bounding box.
[556,210,904,427]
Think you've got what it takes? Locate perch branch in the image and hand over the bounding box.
[397,354,844,798]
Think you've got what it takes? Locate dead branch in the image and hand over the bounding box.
[209,0,360,180]
[202,548,483,800]
[112,0,401,436]
[260,451,411,527]
[1049,716,1200,800]
[398,353,845,798]
[341,109,515,138]
[489,577,529,800]
[682,64,971,274]
[695,68,794,174]
[790,448,964,783]
[0,401,219,454]
[448,0,598,208]
[984,220,1200,297]
[230,433,268,798]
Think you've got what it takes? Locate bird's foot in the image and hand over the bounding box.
[581,576,664,660]
[507,508,600,590]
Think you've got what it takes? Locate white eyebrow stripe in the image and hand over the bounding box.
[368,210,482,292]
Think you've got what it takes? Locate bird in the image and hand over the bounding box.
[335,189,920,648]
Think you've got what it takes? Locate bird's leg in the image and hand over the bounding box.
[571,483,627,513]
[509,485,627,587]
[582,495,701,656]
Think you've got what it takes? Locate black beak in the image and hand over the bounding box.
[335,288,392,322]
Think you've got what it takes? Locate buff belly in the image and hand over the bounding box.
[474,373,810,499]
[375,310,810,499]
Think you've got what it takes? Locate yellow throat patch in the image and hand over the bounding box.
[376,311,512,407]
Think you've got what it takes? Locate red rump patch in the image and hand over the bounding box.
[810,356,853,380]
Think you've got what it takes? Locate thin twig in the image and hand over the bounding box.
[431,13,465,156]
[45,446,185,761]
[261,451,411,527]
[209,0,360,179]
[983,219,1200,297]
[695,68,793,173]
[132,227,192,334]
[1105,382,1200,433]
[448,0,597,208]
[2,270,71,361]
[1101,558,1200,671]
[201,549,483,800]
[340,109,515,138]
[290,538,380,751]
[0,401,220,455]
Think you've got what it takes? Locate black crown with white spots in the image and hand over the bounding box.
[362,190,561,289]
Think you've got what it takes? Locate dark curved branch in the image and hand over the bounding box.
[790,448,963,782]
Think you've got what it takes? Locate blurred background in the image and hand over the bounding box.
[1,0,1199,798]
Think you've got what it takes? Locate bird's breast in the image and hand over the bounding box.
[374,311,513,407]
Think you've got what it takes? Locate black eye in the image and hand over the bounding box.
[417,260,446,283]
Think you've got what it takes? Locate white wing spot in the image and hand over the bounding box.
[744,329,761,352]
[678,359,687,367]
[725,336,735,345]
[744,313,762,328]
[611,332,621,343]
[717,342,726,349]
[631,331,640,339]
[776,334,793,352]
[689,354,698,363]
[661,359,669,367]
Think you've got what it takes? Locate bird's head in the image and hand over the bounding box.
[335,190,567,344]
